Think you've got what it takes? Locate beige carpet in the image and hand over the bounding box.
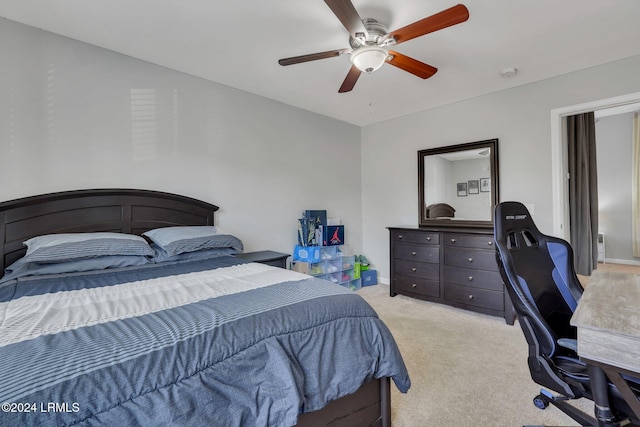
[358,284,592,427]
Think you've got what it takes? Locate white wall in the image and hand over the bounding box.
[596,112,635,263]
[362,54,640,282]
[448,158,491,220]
[4,18,640,279]
[423,156,491,219]
[424,155,449,207]
[0,19,363,256]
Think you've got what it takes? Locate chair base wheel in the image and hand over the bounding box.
[533,394,549,410]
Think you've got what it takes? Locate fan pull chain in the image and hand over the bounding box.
[367,72,374,113]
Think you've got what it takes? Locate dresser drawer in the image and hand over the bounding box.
[395,259,439,280]
[444,233,495,250]
[392,230,439,245]
[394,274,440,298]
[444,283,504,311]
[444,266,503,292]
[444,247,498,271]
[395,242,439,263]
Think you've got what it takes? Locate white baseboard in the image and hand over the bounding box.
[603,258,640,266]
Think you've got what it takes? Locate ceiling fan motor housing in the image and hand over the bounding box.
[349,18,393,49]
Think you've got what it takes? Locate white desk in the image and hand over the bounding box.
[571,270,640,419]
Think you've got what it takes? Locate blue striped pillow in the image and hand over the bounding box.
[1,255,151,283]
[23,232,154,263]
[143,226,243,256]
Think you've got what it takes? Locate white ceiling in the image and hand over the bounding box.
[2,0,640,126]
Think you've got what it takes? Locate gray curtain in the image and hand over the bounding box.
[567,112,598,275]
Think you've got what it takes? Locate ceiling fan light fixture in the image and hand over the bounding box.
[350,46,388,73]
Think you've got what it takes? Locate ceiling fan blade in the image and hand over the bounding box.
[387,4,469,45]
[338,65,362,93]
[278,48,351,66]
[324,0,368,39]
[387,51,438,79]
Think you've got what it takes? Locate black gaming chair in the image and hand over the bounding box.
[494,201,640,427]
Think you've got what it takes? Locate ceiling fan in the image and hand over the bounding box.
[278,1,469,93]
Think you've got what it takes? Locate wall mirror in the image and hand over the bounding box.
[418,139,499,228]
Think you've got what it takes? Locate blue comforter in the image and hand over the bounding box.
[0,256,410,426]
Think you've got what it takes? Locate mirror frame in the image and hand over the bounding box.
[418,138,499,228]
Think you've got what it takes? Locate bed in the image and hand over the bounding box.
[0,189,410,427]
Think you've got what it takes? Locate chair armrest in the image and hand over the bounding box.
[558,338,578,352]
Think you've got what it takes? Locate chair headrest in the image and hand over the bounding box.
[494,201,541,243]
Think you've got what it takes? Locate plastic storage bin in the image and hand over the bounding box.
[347,279,362,291]
[341,255,355,270]
[292,245,361,291]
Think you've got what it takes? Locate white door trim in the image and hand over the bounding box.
[550,91,640,240]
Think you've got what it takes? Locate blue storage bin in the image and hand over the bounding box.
[361,269,377,286]
[293,245,322,262]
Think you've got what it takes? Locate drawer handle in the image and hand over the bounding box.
[412,267,417,272]
[450,238,456,243]
[468,294,474,300]
[487,241,493,246]
[468,257,473,263]
[468,276,473,281]
[411,251,417,256]
[412,283,417,288]
[426,236,431,241]
[398,235,403,239]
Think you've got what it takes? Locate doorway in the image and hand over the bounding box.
[551,91,640,264]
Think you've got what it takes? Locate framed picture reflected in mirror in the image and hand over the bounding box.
[468,180,479,194]
[457,182,468,197]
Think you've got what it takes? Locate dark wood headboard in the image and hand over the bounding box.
[0,189,219,272]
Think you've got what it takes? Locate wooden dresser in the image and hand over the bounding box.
[389,226,515,324]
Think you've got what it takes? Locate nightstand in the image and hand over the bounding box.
[235,251,289,269]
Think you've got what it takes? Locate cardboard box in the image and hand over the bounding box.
[323,225,345,246]
[303,210,327,245]
[353,262,361,279]
[293,245,322,262]
[292,261,325,275]
[291,261,310,274]
[361,269,377,286]
[304,210,327,227]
